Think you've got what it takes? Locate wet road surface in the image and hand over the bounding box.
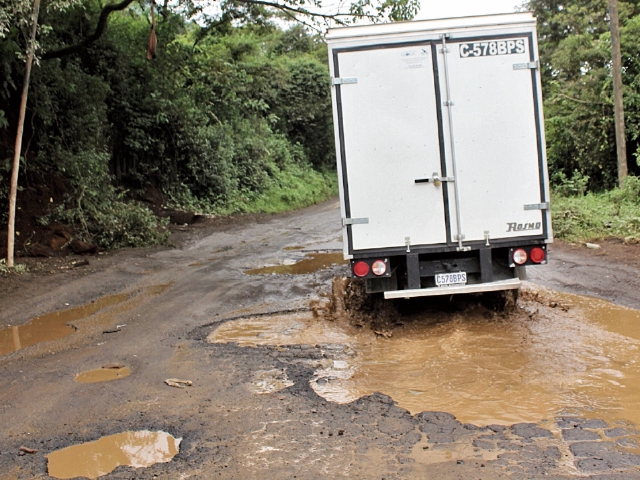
[1,199,640,478]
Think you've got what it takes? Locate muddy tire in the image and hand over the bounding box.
[481,289,519,312]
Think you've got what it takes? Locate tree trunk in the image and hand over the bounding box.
[609,0,628,187]
[7,0,41,267]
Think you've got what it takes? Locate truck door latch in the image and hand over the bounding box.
[415,173,455,187]
[342,217,369,226]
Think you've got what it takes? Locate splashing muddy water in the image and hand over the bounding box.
[46,430,181,479]
[245,253,347,275]
[208,288,640,428]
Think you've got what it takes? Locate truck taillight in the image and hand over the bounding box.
[512,249,528,265]
[371,260,387,276]
[353,261,370,277]
[530,247,546,264]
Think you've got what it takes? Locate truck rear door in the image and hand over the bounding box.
[332,44,449,254]
[437,34,549,245]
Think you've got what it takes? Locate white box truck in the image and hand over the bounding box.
[327,13,552,299]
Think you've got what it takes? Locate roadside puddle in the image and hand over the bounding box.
[46,430,180,479]
[245,253,347,275]
[0,285,171,357]
[75,365,131,383]
[208,289,640,428]
[0,292,130,356]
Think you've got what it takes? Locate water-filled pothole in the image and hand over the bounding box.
[245,252,347,275]
[208,288,640,428]
[0,285,170,357]
[0,292,131,356]
[75,365,131,383]
[46,430,181,479]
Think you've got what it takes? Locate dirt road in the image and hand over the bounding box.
[1,199,640,479]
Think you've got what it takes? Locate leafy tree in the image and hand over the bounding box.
[526,0,640,190]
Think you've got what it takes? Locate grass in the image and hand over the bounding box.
[0,259,29,275]
[168,163,338,216]
[551,176,640,243]
[232,164,338,214]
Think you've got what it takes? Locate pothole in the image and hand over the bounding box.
[245,252,347,275]
[207,285,640,430]
[252,369,294,394]
[0,292,130,356]
[0,285,171,357]
[46,430,181,479]
[75,365,131,383]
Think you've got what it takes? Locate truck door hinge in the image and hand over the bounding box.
[513,61,539,70]
[524,202,550,211]
[342,217,368,226]
[331,77,358,86]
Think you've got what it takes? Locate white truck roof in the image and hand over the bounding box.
[327,12,536,43]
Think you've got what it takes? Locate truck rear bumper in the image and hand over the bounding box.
[383,278,521,300]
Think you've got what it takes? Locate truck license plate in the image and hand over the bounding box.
[435,272,467,287]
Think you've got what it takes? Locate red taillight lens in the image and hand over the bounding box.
[353,261,370,277]
[530,247,546,264]
[513,248,528,265]
[371,260,387,276]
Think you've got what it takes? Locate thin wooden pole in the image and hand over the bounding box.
[7,0,41,267]
[609,0,628,187]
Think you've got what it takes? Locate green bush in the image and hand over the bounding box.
[45,151,169,249]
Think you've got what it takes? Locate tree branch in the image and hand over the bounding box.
[42,0,136,60]
[554,93,607,106]
[232,0,375,22]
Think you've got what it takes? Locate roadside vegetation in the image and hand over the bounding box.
[552,175,640,242]
[1,6,344,252]
[1,0,640,255]
[529,0,640,243]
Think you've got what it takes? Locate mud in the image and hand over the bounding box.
[46,430,180,479]
[209,285,640,430]
[245,252,347,275]
[3,200,640,479]
[0,292,130,356]
[0,285,170,359]
[74,365,131,383]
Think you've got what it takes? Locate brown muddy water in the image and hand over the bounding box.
[46,430,181,479]
[0,285,171,357]
[245,252,347,275]
[75,365,131,383]
[208,288,640,428]
[0,292,131,356]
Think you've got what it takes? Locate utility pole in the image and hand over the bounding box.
[609,0,627,187]
[6,0,41,267]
